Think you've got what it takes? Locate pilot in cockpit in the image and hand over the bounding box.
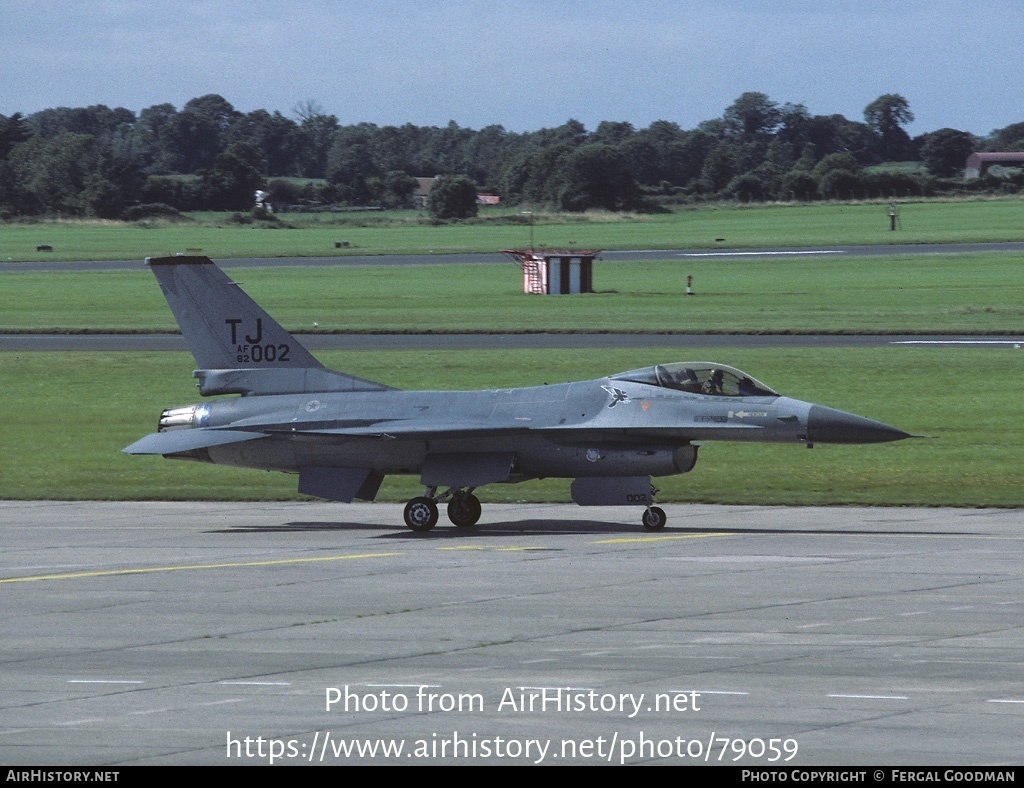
[701,368,725,395]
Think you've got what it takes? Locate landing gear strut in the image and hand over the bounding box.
[641,483,666,531]
[403,487,481,531]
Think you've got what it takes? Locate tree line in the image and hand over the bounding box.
[1,92,1022,220]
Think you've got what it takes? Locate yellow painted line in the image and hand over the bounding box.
[437,546,549,552]
[853,532,1024,540]
[596,531,1024,545]
[593,532,731,544]
[0,552,401,584]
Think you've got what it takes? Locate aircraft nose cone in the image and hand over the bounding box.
[807,405,910,444]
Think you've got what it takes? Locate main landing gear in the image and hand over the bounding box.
[402,484,667,532]
[403,487,481,532]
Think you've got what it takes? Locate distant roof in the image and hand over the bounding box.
[966,152,1024,168]
[502,249,602,260]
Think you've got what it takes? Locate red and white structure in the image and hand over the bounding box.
[502,249,599,294]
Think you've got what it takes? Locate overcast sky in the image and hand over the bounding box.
[3,0,1021,138]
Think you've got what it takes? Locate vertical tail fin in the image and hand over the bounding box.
[148,255,324,370]
[147,256,393,395]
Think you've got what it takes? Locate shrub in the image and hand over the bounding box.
[426,175,479,220]
[121,202,186,221]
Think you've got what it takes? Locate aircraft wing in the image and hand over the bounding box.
[125,418,765,454]
[254,419,764,443]
[256,419,527,442]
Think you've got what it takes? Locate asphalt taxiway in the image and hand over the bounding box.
[2,501,1021,766]
[4,334,1023,352]
[4,241,1024,273]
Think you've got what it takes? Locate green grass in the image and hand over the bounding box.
[865,161,929,174]
[4,198,1022,506]
[3,253,1023,334]
[3,198,1024,262]
[2,348,1021,507]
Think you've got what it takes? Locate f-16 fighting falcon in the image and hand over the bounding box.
[124,256,911,532]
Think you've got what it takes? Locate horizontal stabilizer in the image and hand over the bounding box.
[122,429,268,455]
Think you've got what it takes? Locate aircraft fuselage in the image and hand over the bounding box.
[125,256,911,532]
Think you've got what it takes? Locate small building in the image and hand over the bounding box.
[413,177,435,208]
[503,249,600,295]
[414,178,500,207]
[964,152,1024,180]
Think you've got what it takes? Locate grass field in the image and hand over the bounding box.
[2,348,1021,506]
[2,198,1024,262]
[3,199,1021,506]
[3,252,1024,334]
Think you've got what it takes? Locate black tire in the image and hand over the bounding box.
[447,493,482,527]
[642,506,667,531]
[404,497,438,531]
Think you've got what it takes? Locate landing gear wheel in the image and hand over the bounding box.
[447,493,482,527]
[404,497,439,532]
[642,506,667,531]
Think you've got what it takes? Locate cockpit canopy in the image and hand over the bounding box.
[610,362,779,397]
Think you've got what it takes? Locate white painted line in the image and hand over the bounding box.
[891,340,1023,345]
[688,690,750,696]
[988,699,1024,704]
[663,555,840,563]
[678,250,845,258]
[68,679,143,684]
[518,685,593,692]
[829,694,908,700]
[613,249,687,254]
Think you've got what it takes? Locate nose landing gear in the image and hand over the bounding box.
[641,506,667,531]
[641,483,666,531]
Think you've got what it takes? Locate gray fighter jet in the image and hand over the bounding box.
[124,256,910,531]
